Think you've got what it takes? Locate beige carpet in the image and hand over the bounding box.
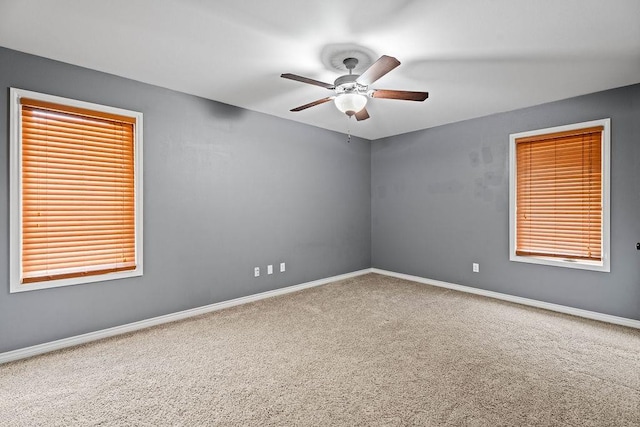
[1,273,639,426]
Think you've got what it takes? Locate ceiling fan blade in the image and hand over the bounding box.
[281,73,335,89]
[355,108,370,121]
[356,55,401,86]
[290,97,335,112]
[372,89,429,101]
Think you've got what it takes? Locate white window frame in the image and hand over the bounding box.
[9,88,144,292]
[509,118,610,272]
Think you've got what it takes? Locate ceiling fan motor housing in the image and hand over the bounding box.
[334,74,370,96]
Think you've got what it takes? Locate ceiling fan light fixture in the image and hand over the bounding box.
[334,93,367,116]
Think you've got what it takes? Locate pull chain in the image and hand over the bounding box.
[347,116,352,143]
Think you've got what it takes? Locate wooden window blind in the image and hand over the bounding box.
[515,126,603,261]
[20,97,137,284]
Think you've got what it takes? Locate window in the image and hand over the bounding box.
[9,88,143,292]
[509,119,610,272]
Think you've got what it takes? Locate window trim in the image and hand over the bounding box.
[9,88,144,293]
[509,118,610,272]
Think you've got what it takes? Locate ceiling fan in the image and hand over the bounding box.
[281,55,428,121]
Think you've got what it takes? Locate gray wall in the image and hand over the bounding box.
[0,47,371,353]
[372,83,640,321]
[2,45,638,355]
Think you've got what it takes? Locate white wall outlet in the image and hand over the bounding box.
[267,264,273,275]
[280,262,286,272]
[254,267,260,277]
[472,263,479,273]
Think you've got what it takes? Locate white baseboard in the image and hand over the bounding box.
[372,268,640,330]
[0,269,372,365]
[4,267,637,364]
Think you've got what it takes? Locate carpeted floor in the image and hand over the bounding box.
[1,273,639,426]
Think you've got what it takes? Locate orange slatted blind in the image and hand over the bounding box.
[515,126,603,261]
[20,98,136,283]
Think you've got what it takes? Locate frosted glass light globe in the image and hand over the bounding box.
[334,93,367,116]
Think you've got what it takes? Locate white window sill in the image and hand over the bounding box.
[510,254,609,272]
[10,267,143,293]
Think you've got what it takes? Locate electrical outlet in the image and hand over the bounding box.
[267,264,273,275]
[254,267,260,277]
[280,262,286,272]
[472,263,479,273]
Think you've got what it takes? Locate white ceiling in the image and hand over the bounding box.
[1,0,639,140]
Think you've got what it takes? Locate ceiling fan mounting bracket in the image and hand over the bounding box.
[343,57,358,72]
[320,44,377,74]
